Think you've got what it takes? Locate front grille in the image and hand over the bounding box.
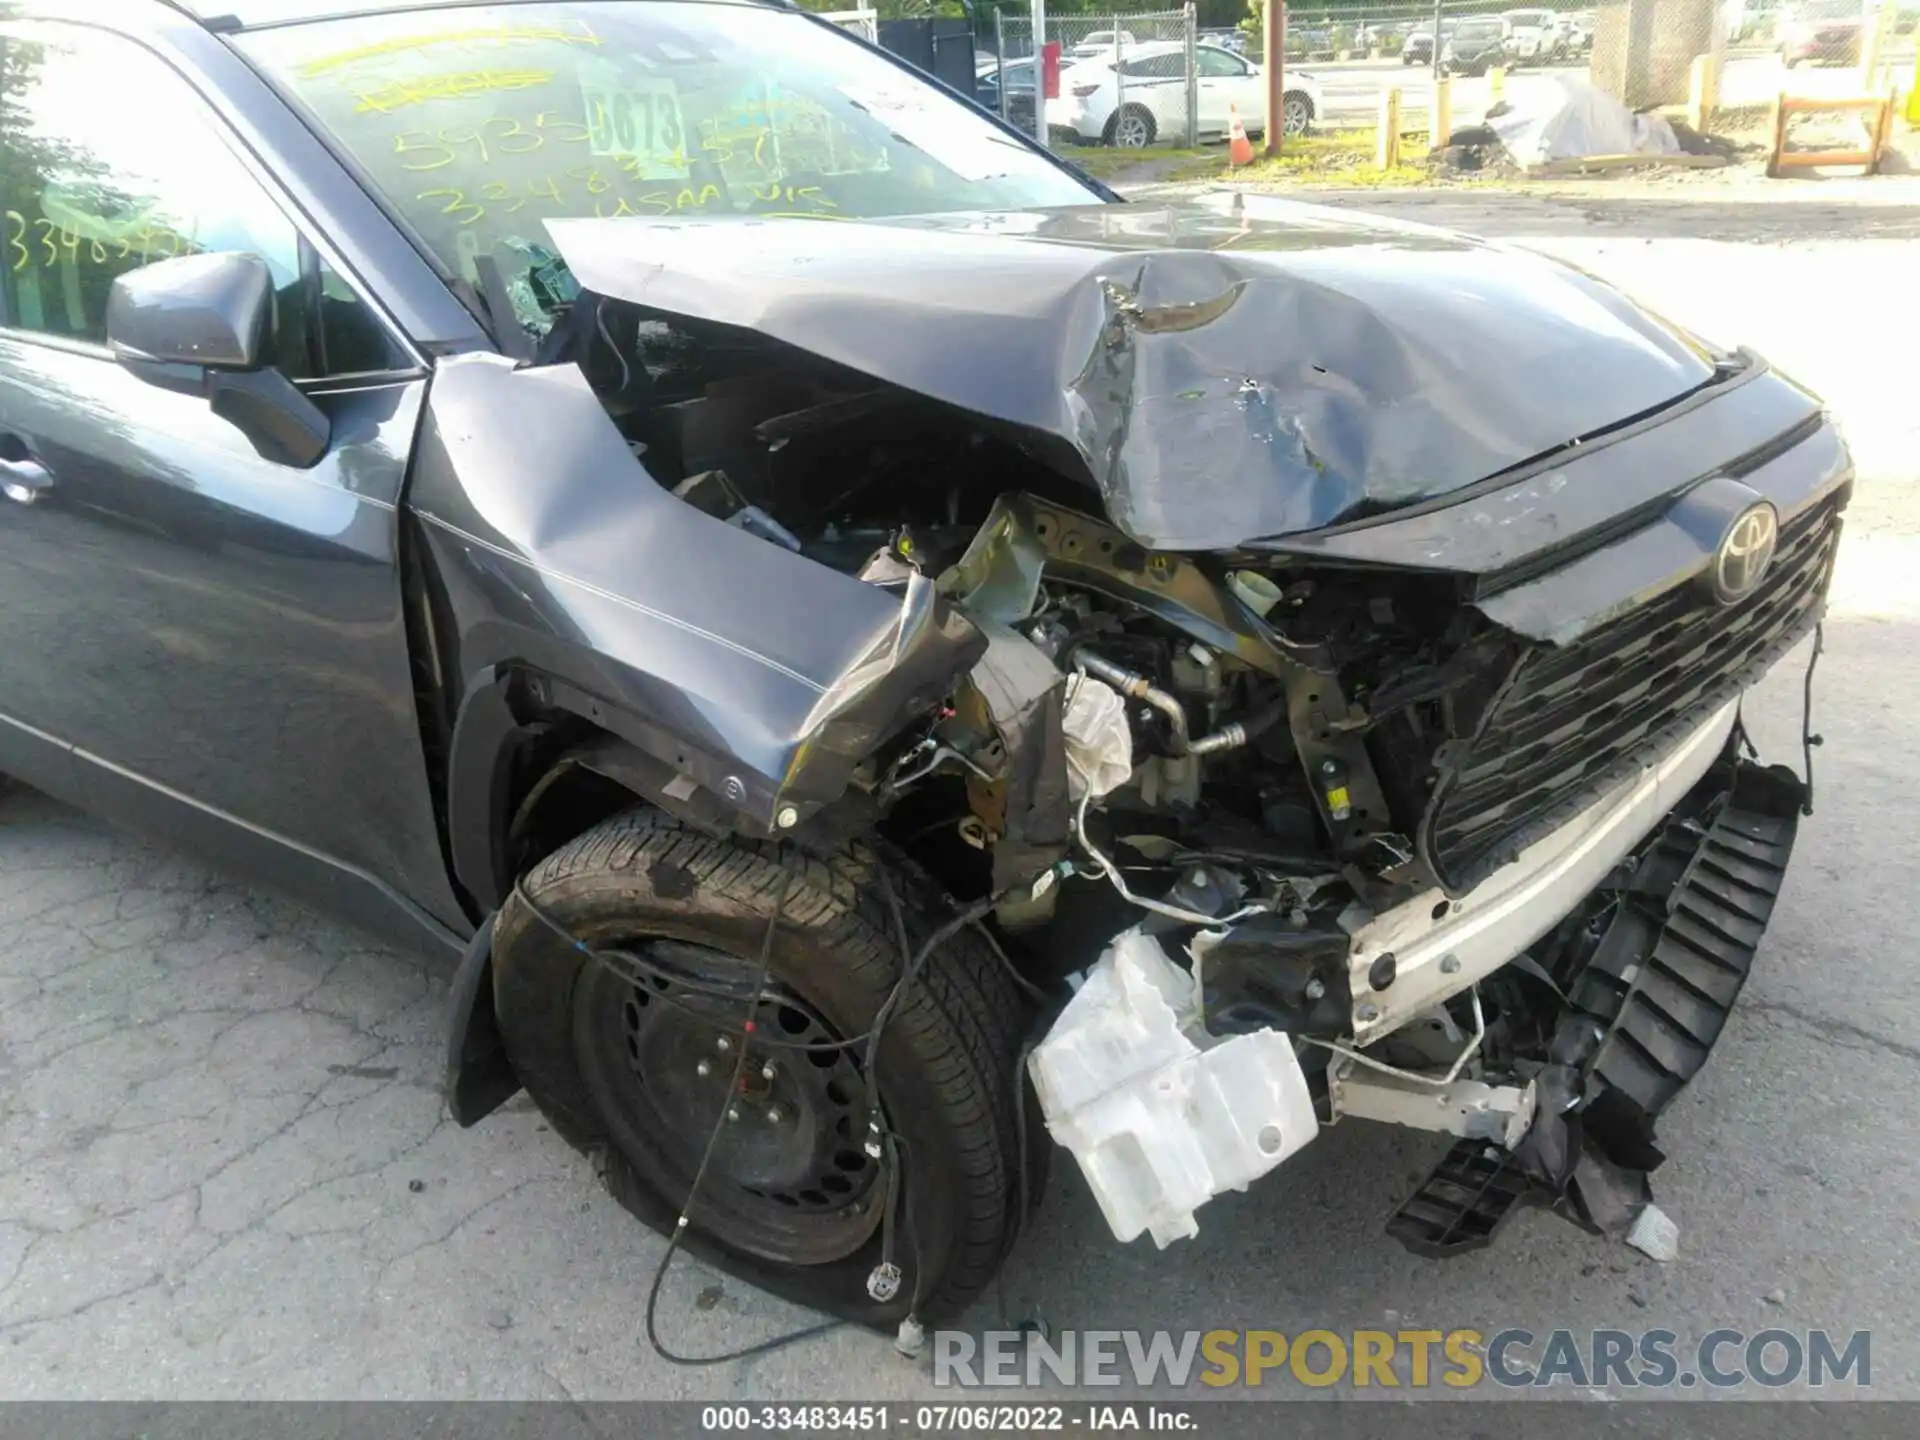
[1420,490,1843,894]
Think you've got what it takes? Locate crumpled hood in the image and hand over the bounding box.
[546,193,1715,550]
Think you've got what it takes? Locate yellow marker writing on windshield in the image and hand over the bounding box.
[298,21,601,78]
[353,67,554,114]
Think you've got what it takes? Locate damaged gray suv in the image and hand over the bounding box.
[0,0,1845,1332]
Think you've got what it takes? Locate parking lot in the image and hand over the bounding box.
[2,184,1918,1400]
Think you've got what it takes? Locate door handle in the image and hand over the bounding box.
[0,442,51,504]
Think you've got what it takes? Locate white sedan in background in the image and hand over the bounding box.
[1046,41,1323,147]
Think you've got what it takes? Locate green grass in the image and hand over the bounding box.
[1059,145,1220,181]
[1062,129,1451,190]
[1229,129,1435,187]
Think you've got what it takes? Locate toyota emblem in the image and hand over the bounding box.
[1712,503,1779,604]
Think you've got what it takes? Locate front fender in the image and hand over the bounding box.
[409,354,986,880]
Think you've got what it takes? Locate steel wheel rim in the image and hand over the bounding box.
[1283,98,1310,137]
[1114,111,1151,147]
[581,937,885,1265]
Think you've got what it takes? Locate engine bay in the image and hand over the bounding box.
[558,295,1525,977]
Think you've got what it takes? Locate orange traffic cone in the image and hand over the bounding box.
[1228,103,1253,166]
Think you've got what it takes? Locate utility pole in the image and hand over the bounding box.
[1263,0,1285,156]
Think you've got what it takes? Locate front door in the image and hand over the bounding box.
[0,18,465,933]
[1196,46,1258,137]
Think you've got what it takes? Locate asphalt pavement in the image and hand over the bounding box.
[1,185,1917,1400]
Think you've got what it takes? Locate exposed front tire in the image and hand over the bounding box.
[491,807,1038,1326]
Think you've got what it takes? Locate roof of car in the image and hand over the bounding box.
[161,0,760,29]
[1096,38,1181,54]
[1109,37,1236,54]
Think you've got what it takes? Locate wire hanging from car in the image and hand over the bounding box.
[511,854,1054,1365]
[638,858,848,1366]
[859,877,1015,1311]
[1800,621,1824,816]
[516,878,935,1056]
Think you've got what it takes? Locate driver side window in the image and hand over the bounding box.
[1197,48,1249,77]
[0,22,403,377]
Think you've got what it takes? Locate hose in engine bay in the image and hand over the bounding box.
[1064,648,1290,930]
[1071,649,1287,757]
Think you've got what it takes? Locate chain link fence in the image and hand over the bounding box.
[1246,0,1836,142]
[963,0,1910,168]
[1589,0,1719,107]
[992,8,1201,149]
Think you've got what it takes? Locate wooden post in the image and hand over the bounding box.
[1488,64,1506,103]
[1686,53,1718,133]
[1432,74,1452,148]
[1264,0,1287,157]
[1377,86,1402,167]
[1859,0,1891,88]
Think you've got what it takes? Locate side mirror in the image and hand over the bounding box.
[107,252,330,469]
[107,250,271,370]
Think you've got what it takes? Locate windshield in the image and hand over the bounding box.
[238,0,1098,334]
[1458,20,1505,37]
[1798,0,1859,17]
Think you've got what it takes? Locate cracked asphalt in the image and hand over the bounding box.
[2,188,1917,1400]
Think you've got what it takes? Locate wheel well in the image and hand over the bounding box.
[450,666,1004,921]
[1105,102,1155,141]
[499,717,774,909]
[504,732,647,885]
[1286,89,1314,117]
[447,667,742,913]
[495,713,995,924]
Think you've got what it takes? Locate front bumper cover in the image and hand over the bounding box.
[1388,751,1806,1256]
